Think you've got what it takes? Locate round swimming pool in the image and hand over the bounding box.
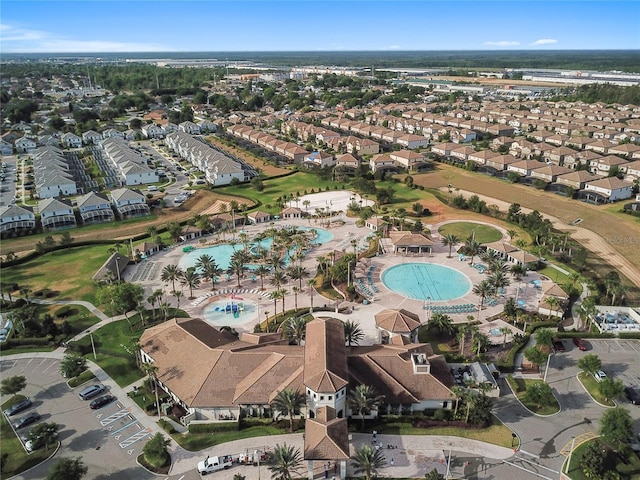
[202,299,258,325]
[381,263,472,301]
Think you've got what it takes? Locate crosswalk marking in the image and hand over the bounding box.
[99,409,131,426]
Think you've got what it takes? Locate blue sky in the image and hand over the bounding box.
[2,1,639,53]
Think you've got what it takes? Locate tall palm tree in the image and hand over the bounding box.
[195,253,214,272]
[442,234,460,258]
[172,290,183,310]
[179,267,201,299]
[473,280,495,320]
[201,261,223,290]
[347,384,384,429]
[292,286,301,310]
[480,249,500,266]
[488,270,510,294]
[271,389,306,432]
[450,385,467,417]
[254,265,270,291]
[266,443,302,480]
[285,317,309,346]
[351,444,386,480]
[270,270,288,289]
[229,251,248,287]
[267,253,286,273]
[268,290,282,324]
[287,265,308,289]
[161,264,183,293]
[507,229,518,241]
[278,288,288,317]
[306,278,316,313]
[457,324,469,355]
[140,362,161,418]
[465,238,481,266]
[500,326,512,347]
[473,332,490,356]
[510,264,527,281]
[343,319,364,346]
[544,296,562,320]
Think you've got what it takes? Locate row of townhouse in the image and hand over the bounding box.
[165,131,244,186]
[301,149,426,173]
[0,188,149,237]
[225,125,308,163]
[32,146,79,199]
[320,116,432,149]
[141,120,216,139]
[101,137,159,186]
[431,142,636,203]
[281,120,381,156]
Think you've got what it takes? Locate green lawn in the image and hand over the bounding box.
[565,438,640,480]
[577,372,616,407]
[71,319,144,387]
[438,222,503,244]
[507,376,561,415]
[1,245,113,303]
[171,424,288,451]
[0,396,56,479]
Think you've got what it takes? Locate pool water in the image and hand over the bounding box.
[203,299,258,325]
[179,227,333,271]
[381,263,471,301]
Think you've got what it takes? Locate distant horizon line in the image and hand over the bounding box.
[4,48,640,55]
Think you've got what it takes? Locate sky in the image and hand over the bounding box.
[1,1,639,53]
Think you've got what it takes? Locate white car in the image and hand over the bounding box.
[595,370,607,382]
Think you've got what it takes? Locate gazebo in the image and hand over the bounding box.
[374,309,422,343]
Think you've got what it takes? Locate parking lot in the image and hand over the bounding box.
[1,356,158,480]
[579,338,640,389]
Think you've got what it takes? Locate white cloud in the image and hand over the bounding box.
[0,23,171,52]
[383,45,401,50]
[531,38,558,45]
[483,41,520,47]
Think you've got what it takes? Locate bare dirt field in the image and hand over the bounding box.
[434,76,571,88]
[413,164,640,286]
[205,135,290,177]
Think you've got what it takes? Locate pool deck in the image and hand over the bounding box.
[123,212,547,346]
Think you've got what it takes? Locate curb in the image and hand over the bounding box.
[6,441,61,480]
[505,376,562,417]
[575,373,616,408]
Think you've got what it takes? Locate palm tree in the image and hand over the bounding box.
[287,265,308,289]
[544,296,562,320]
[270,270,288,289]
[507,229,518,241]
[278,288,288,316]
[488,270,510,294]
[229,251,247,287]
[306,278,316,313]
[473,332,490,356]
[268,290,282,323]
[510,264,527,281]
[172,290,183,310]
[473,280,495,321]
[457,324,469,355]
[201,261,223,290]
[343,319,365,346]
[19,286,32,303]
[271,390,306,432]
[285,316,309,346]
[351,444,386,480]
[161,264,183,293]
[254,265,270,291]
[442,234,459,258]
[141,362,162,418]
[195,253,214,272]
[500,326,512,347]
[179,267,201,299]
[347,384,384,429]
[292,286,301,310]
[266,443,302,480]
[450,385,466,417]
[429,313,455,336]
[465,238,481,266]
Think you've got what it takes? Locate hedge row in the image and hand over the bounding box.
[188,421,238,434]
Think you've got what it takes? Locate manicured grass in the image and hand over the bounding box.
[577,372,616,407]
[565,439,640,480]
[171,424,286,451]
[71,319,144,388]
[0,396,55,479]
[507,376,561,415]
[372,415,515,448]
[438,222,503,244]
[1,245,112,303]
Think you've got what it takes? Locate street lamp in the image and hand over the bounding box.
[115,256,121,282]
[565,436,576,475]
[445,444,452,479]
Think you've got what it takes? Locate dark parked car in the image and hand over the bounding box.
[78,384,106,400]
[573,337,588,351]
[625,387,640,405]
[4,398,32,417]
[553,339,566,352]
[13,411,40,430]
[90,394,116,410]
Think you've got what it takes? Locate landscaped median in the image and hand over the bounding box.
[0,396,59,478]
[577,372,616,407]
[506,375,560,416]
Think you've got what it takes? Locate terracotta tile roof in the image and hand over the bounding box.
[304,318,349,393]
[304,407,350,460]
[375,309,421,334]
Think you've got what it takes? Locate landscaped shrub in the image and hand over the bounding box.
[158,418,176,434]
[188,422,238,434]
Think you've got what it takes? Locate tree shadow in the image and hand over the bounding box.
[65,429,109,452]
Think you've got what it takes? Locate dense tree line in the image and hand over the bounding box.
[550,83,640,105]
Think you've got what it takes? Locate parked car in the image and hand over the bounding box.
[78,384,106,400]
[553,339,566,352]
[625,387,640,405]
[595,370,607,382]
[13,412,40,430]
[24,425,58,452]
[90,394,116,410]
[4,398,32,417]
[573,337,588,351]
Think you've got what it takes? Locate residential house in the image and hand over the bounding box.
[0,140,13,155]
[546,146,577,166]
[110,188,150,219]
[555,171,600,190]
[467,149,499,166]
[583,177,634,203]
[485,154,519,171]
[82,130,102,145]
[623,160,640,181]
[369,154,396,173]
[0,204,36,236]
[530,165,573,183]
[179,121,201,135]
[396,134,429,149]
[389,150,425,170]
[76,192,115,225]
[430,142,459,158]
[247,211,271,224]
[38,197,77,230]
[607,143,640,159]
[365,216,388,233]
[61,133,82,148]
[590,155,628,176]
[162,123,179,135]
[335,153,360,172]
[141,123,165,139]
[102,128,125,140]
[303,151,335,168]
[15,136,37,153]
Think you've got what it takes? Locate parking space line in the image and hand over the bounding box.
[119,428,152,448]
[110,420,139,436]
[40,359,59,374]
[99,409,131,426]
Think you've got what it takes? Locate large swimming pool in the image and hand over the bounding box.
[382,263,472,301]
[179,227,333,271]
